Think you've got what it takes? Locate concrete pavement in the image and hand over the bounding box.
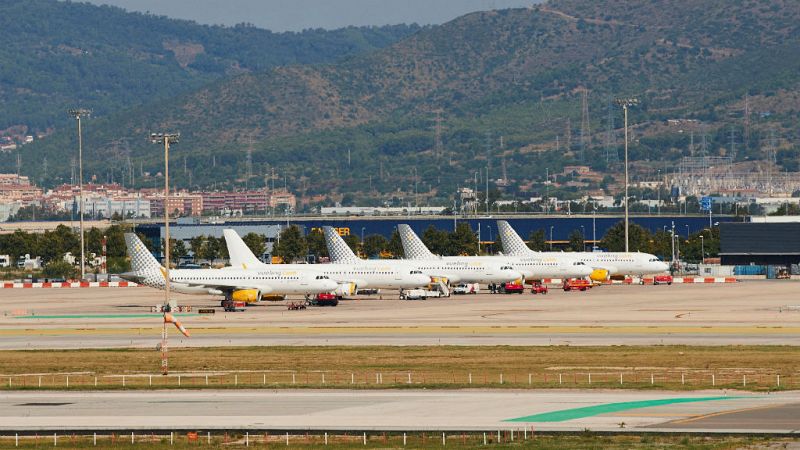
[1,389,798,433]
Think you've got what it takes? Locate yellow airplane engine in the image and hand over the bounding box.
[589,269,610,282]
[334,282,357,297]
[231,289,261,304]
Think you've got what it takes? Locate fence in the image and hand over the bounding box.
[0,370,791,390]
[0,430,542,447]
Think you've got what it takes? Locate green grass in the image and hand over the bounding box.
[0,345,796,391]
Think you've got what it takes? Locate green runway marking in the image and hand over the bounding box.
[14,314,199,319]
[506,396,741,422]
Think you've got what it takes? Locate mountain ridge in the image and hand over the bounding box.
[12,0,800,206]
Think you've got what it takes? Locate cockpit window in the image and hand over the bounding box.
[500,266,513,270]
[410,270,423,274]
[573,262,585,265]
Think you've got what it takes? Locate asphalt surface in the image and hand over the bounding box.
[1,281,799,349]
[1,389,797,433]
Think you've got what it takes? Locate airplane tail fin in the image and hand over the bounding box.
[124,233,166,288]
[323,226,361,263]
[397,224,437,260]
[125,233,163,274]
[497,221,534,256]
[223,229,263,269]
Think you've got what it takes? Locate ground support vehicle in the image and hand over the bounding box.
[453,283,480,295]
[530,281,549,295]
[653,275,674,285]
[221,300,247,311]
[563,278,592,291]
[400,289,427,300]
[498,282,525,294]
[307,293,339,307]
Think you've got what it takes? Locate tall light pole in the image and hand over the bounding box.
[580,225,586,251]
[700,234,705,264]
[656,169,661,215]
[150,132,179,376]
[68,108,91,280]
[615,98,639,252]
[549,225,554,250]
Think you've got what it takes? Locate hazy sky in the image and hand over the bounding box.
[83,0,539,32]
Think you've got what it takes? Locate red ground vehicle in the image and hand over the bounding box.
[653,275,673,285]
[499,282,525,294]
[563,278,592,291]
[308,293,339,307]
[530,281,549,295]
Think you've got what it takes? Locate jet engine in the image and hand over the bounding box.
[334,282,357,297]
[231,289,261,304]
[589,269,610,282]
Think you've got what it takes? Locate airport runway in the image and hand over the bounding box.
[1,282,799,349]
[1,389,798,433]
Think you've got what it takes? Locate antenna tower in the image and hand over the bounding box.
[580,88,590,163]
[565,118,572,151]
[743,94,750,155]
[604,98,618,166]
[433,109,444,158]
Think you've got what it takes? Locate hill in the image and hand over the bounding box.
[0,0,420,131]
[15,0,800,207]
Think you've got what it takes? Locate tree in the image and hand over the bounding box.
[190,236,206,261]
[599,221,652,252]
[43,260,77,280]
[242,232,266,258]
[769,202,800,216]
[173,239,189,263]
[104,224,129,257]
[422,225,450,255]
[305,229,328,258]
[450,223,478,256]
[386,229,403,258]
[273,225,308,263]
[527,229,547,251]
[86,227,104,256]
[362,234,388,258]
[568,229,585,252]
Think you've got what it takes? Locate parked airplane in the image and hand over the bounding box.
[323,226,521,284]
[121,233,337,303]
[396,224,593,281]
[223,229,431,294]
[496,221,669,279]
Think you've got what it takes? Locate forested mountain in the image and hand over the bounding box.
[12,0,800,207]
[0,0,420,130]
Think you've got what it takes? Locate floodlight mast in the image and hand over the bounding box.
[150,132,179,375]
[68,108,91,280]
[614,98,639,252]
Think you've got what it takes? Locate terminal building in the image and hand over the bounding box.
[720,218,800,268]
